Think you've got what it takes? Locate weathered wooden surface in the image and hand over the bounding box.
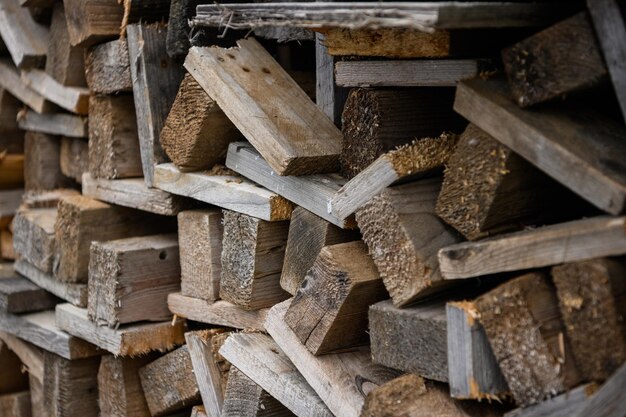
[84,38,132,94]
[0,59,49,113]
[185,39,342,175]
[572,361,626,417]
[220,332,333,417]
[12,207,56,273]
[139,345,201,416]
[0,0,48,68]
[439,216,626,280]
[220,210,290,310]
[63,0,124,46]
[24,131,72,192]
[46,3,86,87]
[265,300,399,417]
[21,69,90,114]
[285,241,387,354]
[60,137,88,183]
[14,260,87,307]
[160,73,240,172]
[17,110,88,138]
[82,173,192,216]
[505,384,596,417]
[98,355,153,417]
[0,391,31,417]
[280,207,359,295]
[179,209,223,302]
[316,34,348,126]
[153,163,294,222]
[127,23,184,187]
[226,142,351,228]
[0,265,58,313]
[0,189,22,218]
[88,234,180,327]
[454,78,626,215]
[356,178,462,306]
[168,293,268,331]
[88,94,142,179]
[0,339,29,393]
[0,331,44,384]
[56,303,186,356]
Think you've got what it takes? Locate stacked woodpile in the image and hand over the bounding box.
[0,0,624,416]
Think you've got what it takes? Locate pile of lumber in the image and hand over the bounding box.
[0,0,625,416]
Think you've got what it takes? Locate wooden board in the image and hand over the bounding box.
[316,33,348,127]
[98,355,153,417]
[178,209,223,302]
[220,332,333,417]
[0,339,29,393]
[167,293,268,331]
[139,345,201,416]
[88,234,180,327]
[82,173,191,216]
[0,59,50,113]
[84,38,132,94]
[0,0,48,68]
[0,309,99,360]
[185,38,342,175]
[193,2,578,30]
[55,303,186,356]
[63,0,124,46]
[14,260,87,307]
[17,110,88,138]
[335,59,487,87]
[12,207,57,273]
[220,210,290,310]
[153,163,294,222]
[446,302,510,400]
[572,361,626,417]
[439,216,626,280]
[24,131,72,192]
[127,23,184,187]
[454,78,626,215]
[21,69,90,114]
[88,94,142,179]
[60,137,88,183]
[265,300,399,417]
[0,331,44,383]
[0,266,58,313]
[225,142,351,228]
[285,241,387,355]
[331,132,458,221]
[0,391,31,417]
[0,189,22,217]
[588,0,626,122]
[46,3,86,87]
[505,384,596,417]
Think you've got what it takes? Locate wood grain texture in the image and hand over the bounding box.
[139,345,201,416]
[17,110,88,138]
[84,38,132,94]
[505,383,596,417]
[336,59,486,87]
[166,0,200,58]
[454,78,626,215]
[60,137,88,183]
[21,69,90,115]
[0,391,31,417]
[0,59,49,113]
[340,87,464,179]
[98,355,154,417]
[280,207,359,295]
[153,163,294,222]
[167,293,268,330]
[0,267,58,314]
[356,178,462,306]
[178,209,223,302]
[225,142,351,228]
[46,3,86,87]
[475,273,581,406]
[220,210,290,310]
[551,259,626,382]
[0,0,48,68]
[331,132,458,221]
[88,234,180,327]
[24,131,72,192]
[43,352,100,417]
[220,332,333,417]
[502,12,606,107]
[14,260,87,307]
[160,73,240,172]
[572,360,626,417]
[369,299,447,382]
[446,301,510,400]
[185,329,230,417]
[265,300,400,417]
[127,23,184,187]
[63,0,124,47]
[588,0,626,122]
[286,241,387,354]
[221,366,294,417]
[88,94,142,179]
[316,33,349,127]
[55,303,186,356]
[436,124,588,240]
[185,38,342,175]
[82,173,191,216]
[439,216,626,280]
[53,195,171,282]
[12,207,56,273]
[0,309,99,360]
[29,374,43,417]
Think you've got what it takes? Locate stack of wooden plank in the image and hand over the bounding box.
[0,0,625,416]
